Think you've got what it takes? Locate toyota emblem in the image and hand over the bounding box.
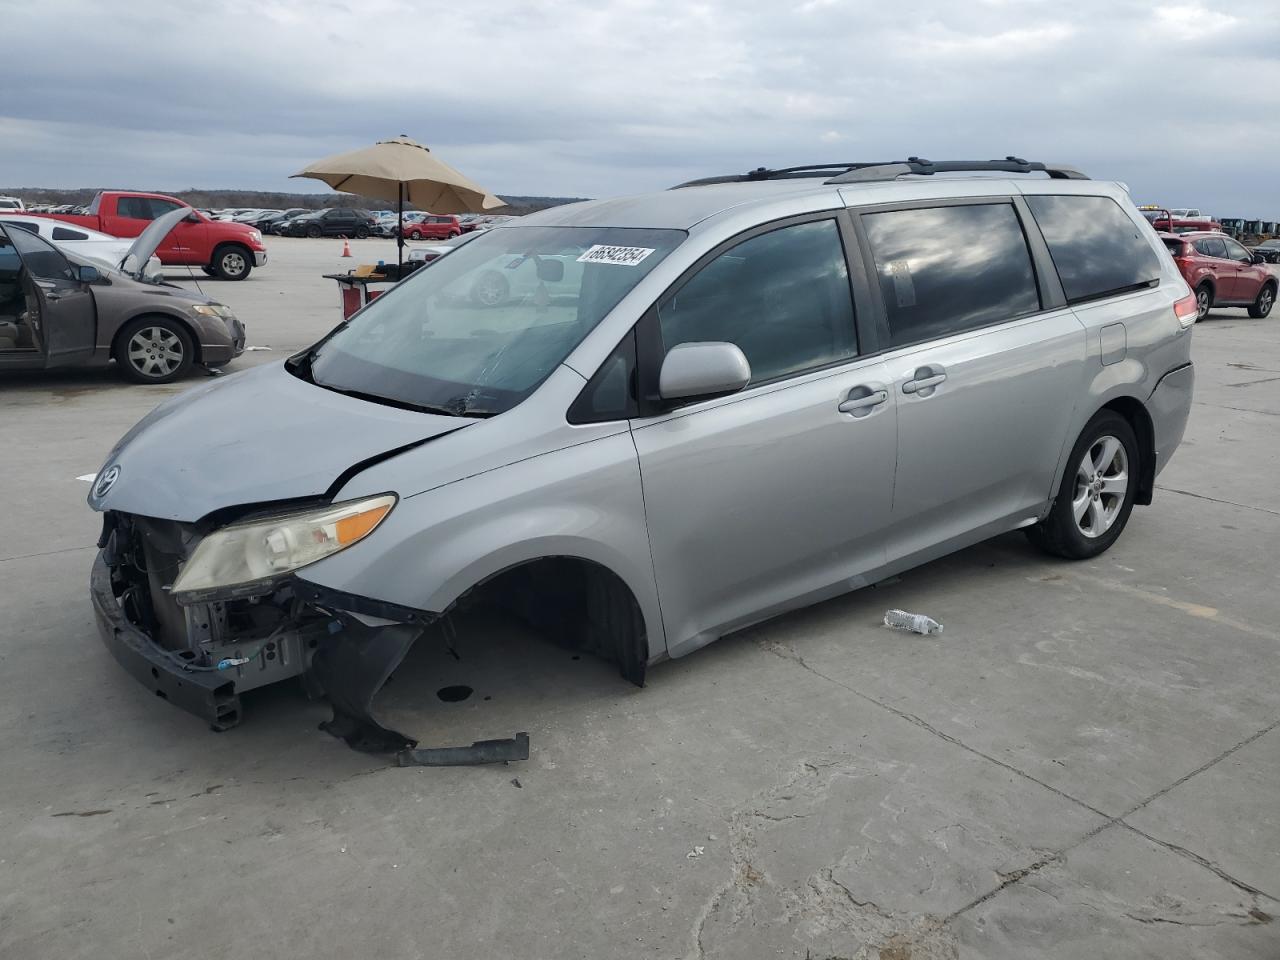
[93,465,120,499]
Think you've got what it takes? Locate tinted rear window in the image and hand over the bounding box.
[863,202,1041,347]
[1027,195,1162,303]
[1162,238,1184,255]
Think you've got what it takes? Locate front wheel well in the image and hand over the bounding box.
[1101,396,1155,505]
[453,557,648,687]
[211,240,251,258]
[111,313,202,365]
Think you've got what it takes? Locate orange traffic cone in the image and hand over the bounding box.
[340,237,352,257]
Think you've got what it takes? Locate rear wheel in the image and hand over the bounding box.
[115,317,194,384]
[1195,283,1213,321]
[212,245,252,281]
[1248,282,1275,319]
[1026,410,1139,560]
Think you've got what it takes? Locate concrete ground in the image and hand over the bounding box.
[1,238,1277,959]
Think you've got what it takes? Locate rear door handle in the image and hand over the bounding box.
[838,388,888,415]
[902,371,947,395]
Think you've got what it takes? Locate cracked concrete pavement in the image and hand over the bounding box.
[1,242,1277,959]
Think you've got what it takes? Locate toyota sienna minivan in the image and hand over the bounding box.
[88,158,1196,753]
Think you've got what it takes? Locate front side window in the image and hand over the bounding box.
[657,219,857,384]
[864,203,1041,347]
[1222,238,1252,262]
[303,226,683,416]
[1026,195,1162,303]
[148,199,182,219]
[7,226,75,281]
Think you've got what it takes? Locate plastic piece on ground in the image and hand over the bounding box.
[883,609,943,635]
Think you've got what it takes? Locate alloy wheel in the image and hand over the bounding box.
[1259,287,1274,317]
[1072,435,1128,538]
[127,326,184,379]
[222,251,247,277]
[1196,287,1210,320]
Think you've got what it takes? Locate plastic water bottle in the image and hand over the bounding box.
[883,609,943,635]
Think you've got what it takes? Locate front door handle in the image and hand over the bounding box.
[902,368,947,395]
[838,388,888,415]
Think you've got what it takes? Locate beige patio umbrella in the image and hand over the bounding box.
[291,134,504,269]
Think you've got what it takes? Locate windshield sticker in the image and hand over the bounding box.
[887,259,916,308]
[576,244,655,267]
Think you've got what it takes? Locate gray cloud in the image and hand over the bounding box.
[3,0,1278,214]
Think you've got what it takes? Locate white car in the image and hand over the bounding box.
[0,196,24,211]
[0,214,162,278]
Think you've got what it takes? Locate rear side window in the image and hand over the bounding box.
[52,226,88,241]
[657,218,857,385]
[1026,195,1161,303]
[1193,237,1227,259]
[863,203,1041,347]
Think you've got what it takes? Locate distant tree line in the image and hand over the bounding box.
[1,187,588,216]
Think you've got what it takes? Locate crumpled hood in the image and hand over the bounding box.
[89,362,465,522]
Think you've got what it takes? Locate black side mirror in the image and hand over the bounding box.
[1252,252,1266,265]
[78,264,100,283]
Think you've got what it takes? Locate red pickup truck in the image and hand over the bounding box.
[34,191,267,280]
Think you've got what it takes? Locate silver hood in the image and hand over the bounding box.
[118,206,190,278]
[89,362,467,522]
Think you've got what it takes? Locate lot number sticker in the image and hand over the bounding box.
[577,244,655,266]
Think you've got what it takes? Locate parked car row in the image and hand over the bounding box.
[27,191,267,280]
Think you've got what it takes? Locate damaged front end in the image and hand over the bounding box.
[92,510,433,753]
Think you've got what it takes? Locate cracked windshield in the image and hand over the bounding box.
[307,226,683,415]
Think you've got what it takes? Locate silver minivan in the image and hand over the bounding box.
[89,159,1197,754]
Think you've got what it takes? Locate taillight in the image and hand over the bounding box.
[1174,290,1199,328]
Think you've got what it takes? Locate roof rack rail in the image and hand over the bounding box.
[669,157,1088,189]
[826,157,1089,183]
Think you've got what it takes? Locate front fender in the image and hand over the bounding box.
[300,430,667,660]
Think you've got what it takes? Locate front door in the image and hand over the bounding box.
[5,225,96,366]
[1221,236,1262,302]
[631,216,897,655]
[856,200,1087,562]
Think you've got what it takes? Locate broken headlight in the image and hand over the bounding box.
[172,494,396,599]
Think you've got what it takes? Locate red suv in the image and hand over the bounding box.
[401,214,461,240]
[1161,231,1276,321]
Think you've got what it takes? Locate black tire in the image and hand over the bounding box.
[448,230,460,238]
[114,316,195,384]
[1026,410,1140,560]
[212,245,252,281]
[355,226,370,239]
[1194,282,1213,321]
[1247,281,1275,319]
[306,224,322,239]
[408,229,422,240]
[470,270,509,306]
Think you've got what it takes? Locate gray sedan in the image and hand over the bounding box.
[0,207,244,382]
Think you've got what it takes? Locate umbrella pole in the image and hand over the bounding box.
[397,182,404,272]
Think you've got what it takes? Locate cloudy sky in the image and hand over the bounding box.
[4,0,1278,214]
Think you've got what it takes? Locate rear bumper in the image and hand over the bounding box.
[91,552,242,730]
[1149,361,1195,478]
